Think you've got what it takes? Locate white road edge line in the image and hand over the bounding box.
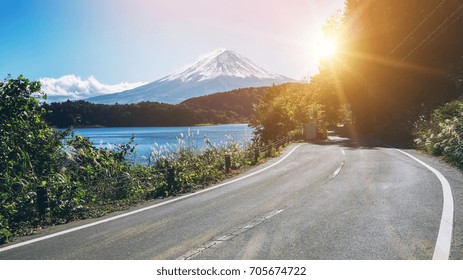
[0,144,304,253]
[178,208,285,260]
[329,162,345,181]
[395,149,454,260]
[328,149,345,181]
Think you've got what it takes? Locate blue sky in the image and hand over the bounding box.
[1,0,345,99]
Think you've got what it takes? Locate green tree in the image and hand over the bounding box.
[0,75,64,242]
[251,83,326,142]
[336,0,463,139]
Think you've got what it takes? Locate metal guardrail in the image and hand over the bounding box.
[254,135,292,154]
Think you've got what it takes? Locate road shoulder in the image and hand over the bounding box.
[397,149,463,260]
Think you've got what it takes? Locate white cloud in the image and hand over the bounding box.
[39,75,146,102]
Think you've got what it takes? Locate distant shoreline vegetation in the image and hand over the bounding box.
[194,123,216,126]
[42,85,274,128]
[52,123,231,129]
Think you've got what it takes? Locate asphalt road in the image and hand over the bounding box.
[1,135,462,260]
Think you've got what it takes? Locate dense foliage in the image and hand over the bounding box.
[180,87,266,124]
[252,83,320,142]
[43,86,266,128]
[0,76,64,241]
[43,101,198,127]
[250,78,350,143]
[413,99,463,168]
[333,0,463,140]
[0,76,263,244]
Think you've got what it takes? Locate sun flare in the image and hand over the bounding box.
[314,35,338,59]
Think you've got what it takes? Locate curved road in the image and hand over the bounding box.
[1,135,462,259]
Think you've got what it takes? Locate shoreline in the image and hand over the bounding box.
[52,123,250,129]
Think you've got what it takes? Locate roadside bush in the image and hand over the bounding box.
[413,100,463,168]
[148,136,254,196]
[0,75,65,242]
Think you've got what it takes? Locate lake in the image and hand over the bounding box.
[70,124,254,161]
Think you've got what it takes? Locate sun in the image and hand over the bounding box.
[314,35,338,59]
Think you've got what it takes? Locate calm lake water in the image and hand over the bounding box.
[70,124,254,161]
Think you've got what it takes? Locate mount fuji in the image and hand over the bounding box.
[86,49,294,104]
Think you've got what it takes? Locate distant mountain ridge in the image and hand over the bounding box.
[86,49,294,104]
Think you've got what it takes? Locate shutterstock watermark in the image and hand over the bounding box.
[156,266,241,276]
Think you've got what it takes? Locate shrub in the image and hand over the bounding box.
[0,75,66,242]
[413,100,463,168]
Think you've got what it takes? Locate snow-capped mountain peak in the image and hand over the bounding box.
[160,49,286,82]
[86,49,294,104]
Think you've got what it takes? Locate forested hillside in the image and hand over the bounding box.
[43,101,197,127]
[43,86,274,127]
[180,86,269,124]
